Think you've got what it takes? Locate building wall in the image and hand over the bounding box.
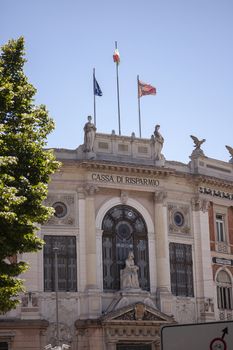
[1,133,233,349]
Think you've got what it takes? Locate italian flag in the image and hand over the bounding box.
[113,49,120,64]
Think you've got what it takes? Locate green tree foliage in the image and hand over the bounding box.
[0,37,60,313]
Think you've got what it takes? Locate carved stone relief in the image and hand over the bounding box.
[176,298,196,324]
[120,191,128,204]
[154,190,167,204]
[46,322,73,347]
[83,183,99,196]
[168,203,191,235]
[44,193,75,226]
[191,196,210,213]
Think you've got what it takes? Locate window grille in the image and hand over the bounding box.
[102,205,150,291]
[44,235,77,292]
[216,270,233,310]
[169,242,194,297]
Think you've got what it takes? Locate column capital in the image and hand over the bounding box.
[154,190,167,204]
[77,183,99,197]
[191,196,210,213]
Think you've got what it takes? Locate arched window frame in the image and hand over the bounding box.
[101,204,150,291]
[216,269,233,310]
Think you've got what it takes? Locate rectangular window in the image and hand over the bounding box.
[216,214,225,242]
[44,235,77,292]
[169,242,194,297]
[0,343,8,350]
[217,286,232,310]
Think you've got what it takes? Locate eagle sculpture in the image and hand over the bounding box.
[225,145,233,158]
[190,135,206,149]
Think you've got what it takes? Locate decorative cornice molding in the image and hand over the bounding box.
[61,160,175,177]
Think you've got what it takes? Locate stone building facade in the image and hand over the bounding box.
[1,123,233,349]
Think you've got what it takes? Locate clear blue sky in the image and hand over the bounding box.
[1,0,233,163]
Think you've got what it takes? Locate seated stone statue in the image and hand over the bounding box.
[120,251,140,289]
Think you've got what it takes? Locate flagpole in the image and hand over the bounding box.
[137,75,142,138]
[93,68,96,126]
[115,41,121,135]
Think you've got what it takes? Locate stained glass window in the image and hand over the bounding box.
[102,205,150,291]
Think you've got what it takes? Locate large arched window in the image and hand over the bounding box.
[102,205,150,291]
[216,270,233,310]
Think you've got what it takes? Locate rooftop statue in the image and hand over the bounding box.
[190,134,206,158]
[154,124,164,161]
[226,145,233,163]
[83,115,96,153]
[190,135,206,149]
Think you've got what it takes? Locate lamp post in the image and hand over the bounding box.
[53,246,60,348]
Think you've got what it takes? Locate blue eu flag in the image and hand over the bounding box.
[93,76,103,96]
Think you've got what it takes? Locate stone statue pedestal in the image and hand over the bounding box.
[85,151,96,160]
[154,158,165,167]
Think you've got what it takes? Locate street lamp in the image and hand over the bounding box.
[53,246,59,348]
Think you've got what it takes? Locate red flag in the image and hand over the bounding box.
[138,80,156,97]
[113,49,120,64]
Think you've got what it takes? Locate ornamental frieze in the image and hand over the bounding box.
[199,186,233,201]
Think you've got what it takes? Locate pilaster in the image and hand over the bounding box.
[84,183,99,289]
[191,196,215,322]
[154,191,173,315]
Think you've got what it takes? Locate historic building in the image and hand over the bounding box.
[1,118,233,350]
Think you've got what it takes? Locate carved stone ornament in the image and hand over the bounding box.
[84,183,99,196]
[120,191,128,204]
[191,196,210,213]
[46,322,73,347]
[154,190,167,204]
[168,203,191,235]
[176,299,195,324]
[44,193,75,226]
[190,135,206,158]
[102,302,174,323]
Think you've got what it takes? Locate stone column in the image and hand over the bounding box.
[154,191,172,315]
[77,188,87,292]
[191,197,215,322]
[96,228,104,290]
[84,184,99,289]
